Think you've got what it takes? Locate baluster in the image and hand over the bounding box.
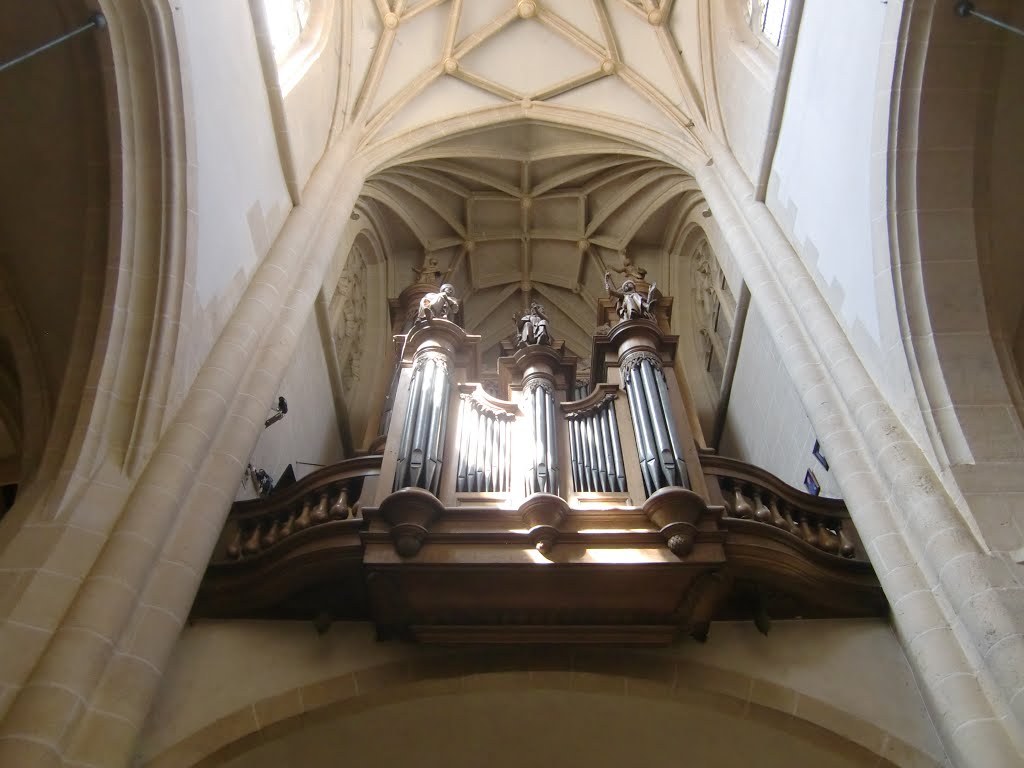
[781,503,798,534]
[279,509,296,538]
[242,523,262,556]
[798,514,819,547]
[311,492,329,524]
[733,485,754,518]
[293,498,312,530]
[769,496,787,529]
[330,487,350,519]
[260,517,280,548]
[752,489,772,523]
[818,522,840,554]
[719,480,734,516]
[838,524,856,558]
[226,526,242,559]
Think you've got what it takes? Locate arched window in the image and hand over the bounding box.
[262,0,311,57]
[745,0,789,47]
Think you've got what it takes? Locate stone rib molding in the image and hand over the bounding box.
[697,139,1024,766]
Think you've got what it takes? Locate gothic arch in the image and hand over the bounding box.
[142,652,937,768]
[887,1,1024,510]
[357,103,709,179]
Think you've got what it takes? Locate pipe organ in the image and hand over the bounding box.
[200,278,883,644]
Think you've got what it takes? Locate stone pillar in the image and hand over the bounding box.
[698,135,1023,765]
[0,126,367,766]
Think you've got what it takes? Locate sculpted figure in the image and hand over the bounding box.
[515,302,551,347]
[412,254,443,285]
[608,250,647,282]
[417,282,460,322]
[604,271,657,321]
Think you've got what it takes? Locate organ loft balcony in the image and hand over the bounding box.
[196,278,884,644]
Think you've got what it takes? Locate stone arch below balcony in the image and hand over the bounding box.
[138,620,946,768]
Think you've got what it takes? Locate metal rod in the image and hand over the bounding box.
[629,371,663,489]
[583,408,599,492]
[625,378,656,496]
[569,417,585,489]
[475,406,486,492]
[640,359,678,486]
[540,385,548,493]
[956,2,1024,37]
[456,400,469,491]
[546,387,558,494]
[423,363,447,493]
[653,366,691,490]
[484,415,494,491]
[606,404,626,492]
[0,14,106,74]
[428,368,452,495]
[428,369,450,495]
[409,360,437,488]
[394,365,423,489]
[498,418,507,492]
[598,407,615,492]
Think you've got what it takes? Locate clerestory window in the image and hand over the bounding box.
[745,0,789,47]
[262,0,311,57]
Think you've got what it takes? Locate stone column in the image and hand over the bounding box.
[0,125,367,766]
[698,136,1023,765]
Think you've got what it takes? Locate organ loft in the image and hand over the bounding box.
[197,271,882,643]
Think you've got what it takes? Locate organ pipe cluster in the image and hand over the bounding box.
[522,380,559,495]
[622,352,689,495]
[455,394,514,493]
[393,352,451,494]
[567,396,627,493]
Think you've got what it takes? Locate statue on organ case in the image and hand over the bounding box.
[604,271,658,321]
[515,302,551,347]
[416,283,460,323]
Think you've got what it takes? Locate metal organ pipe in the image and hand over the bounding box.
[394,355,451,495]
[623,354,689,495]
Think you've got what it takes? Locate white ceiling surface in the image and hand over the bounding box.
[337,0,718,364]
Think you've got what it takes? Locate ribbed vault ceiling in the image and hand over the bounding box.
[360,122,704,364]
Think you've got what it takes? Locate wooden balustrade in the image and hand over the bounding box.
[701,454,862,560]
[216,455,382,564]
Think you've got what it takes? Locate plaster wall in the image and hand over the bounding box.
[720,303,842,498]
[238,310,344,500]
[711,3,775,185]
[762,0,933,473]
[766,0,885,350]
[139,618,946,766]
[172,0,292,411]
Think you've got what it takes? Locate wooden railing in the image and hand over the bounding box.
[217,455,382,564]
[702,454,861,560]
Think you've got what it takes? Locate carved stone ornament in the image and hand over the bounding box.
[604,271,657,321]
[416,283,460,323]
[515,302,552,347]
